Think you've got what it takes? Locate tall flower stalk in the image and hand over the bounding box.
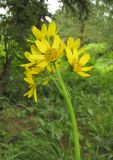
[21,20,93,160]
[55,68,81,160]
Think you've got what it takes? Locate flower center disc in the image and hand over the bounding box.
[45,48,57,61]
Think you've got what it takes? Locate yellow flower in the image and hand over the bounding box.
[22,21,64,74]
[29,35,64,72]
[66,47,93,77]
[32,21,57,40]
[23,72,37,102]
[21,20,93,103]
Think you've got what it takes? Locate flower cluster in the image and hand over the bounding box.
[21,21,93,102]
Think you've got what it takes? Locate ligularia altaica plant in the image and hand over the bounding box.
[21,21,93,160]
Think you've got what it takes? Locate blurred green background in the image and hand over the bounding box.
[0,0,113,160]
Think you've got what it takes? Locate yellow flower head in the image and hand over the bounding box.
[29,34,64,72]
[21,20,93,102]
[66,47,93,77]
[23,72,37,102]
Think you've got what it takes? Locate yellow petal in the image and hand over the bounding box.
[24,78,29,83]
[52,35,59,49]
[78,71,90,77]
[35,40,47,53]
[31,45,40,55]
[67,37,74,48]
[29,54,45,61]
[20,63,34,68]
[37,60,48,69]
[24,51,32,62]
[25,71,32,78]
[28,88,34,98]
[48,21,56,37]
[78,47,85,55]
[80,54,90,66]
[23,91,29,97]
[30,67,42,74]
[24,77,34,85]
[32,26,41,39]
[72,48,78,61]
[24,51,38,63]
[81,66,93,71]
[34,88,37,102]
[24,88,33,98]
[41,39,50,48]
[74,38,80,49]
[41,23,47,37]
[30,70,40,74]
[66,47,73,64]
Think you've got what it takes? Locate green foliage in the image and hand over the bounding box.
[0,101,73,160]
[85,43,109,64]
[55,0,113,45]
[86,43,108,57]
[60,0,91,19]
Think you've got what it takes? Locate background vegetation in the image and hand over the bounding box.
[0,0,113,159]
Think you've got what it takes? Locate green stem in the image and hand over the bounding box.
[56,69,81,160]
